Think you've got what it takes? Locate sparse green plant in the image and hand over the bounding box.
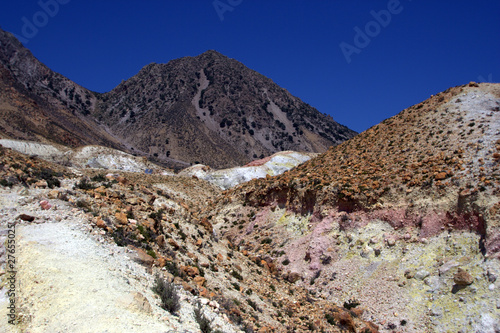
[112,227,128,247]
[91,174,106,182]
[75,199,92,212]
[231,270,243,281]
[325,313,337,325]
[343,298,360,310]
[147,249,157,259]
[152,274,180,314]
[261,238,272,244]
[0,179,14,187]
[33,168,62,188]
[193,301,214,333]
[246,299,258,311]
[165,260,180,277]
[149,209,165,223]
[74,177,95,190]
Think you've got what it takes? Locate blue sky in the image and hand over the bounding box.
[1,1,499,133]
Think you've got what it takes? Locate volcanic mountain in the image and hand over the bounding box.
[205,82,500,332]
[0,28,124,149]
[0,27,356,169]
[93,50,356,168]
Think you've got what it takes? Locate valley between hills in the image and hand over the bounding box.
[0,26,499,333]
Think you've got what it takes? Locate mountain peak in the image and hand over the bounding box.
[96,48,356,169]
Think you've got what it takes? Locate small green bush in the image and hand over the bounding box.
[147,249,157,259]
[325,313,337,325]
[343,298,360,310]
[0,179,14,187]
[193,301,214,333]
[231,270,243,281]
[152,275,180,314]
[74,177,95,190]
[91,174,106,182]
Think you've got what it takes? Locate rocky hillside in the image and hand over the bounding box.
[0,27,356,169]
[94,50,355,168]
[204,83,500,332]
[0,29,124,150]
[0,144,378,332]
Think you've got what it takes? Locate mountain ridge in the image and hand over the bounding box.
[93,48,356,168]
[202,82,500,332]
[0,28,356,169]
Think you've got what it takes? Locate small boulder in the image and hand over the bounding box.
[127,246,154,267]
[415,270,430,280]
[18,214,35,222]
[287,272,302,283]
[40,200,52,210]
[95,218,107,229]
[167,238,180,250]
[193,276,206,287]
[47,189,60,199]
[454,268,474,285]
[156,234,166,248]
[34,180,48,188]
[115,212,128,225]
[435,172,447,180]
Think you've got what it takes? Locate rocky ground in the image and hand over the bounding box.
[204,83,500,332]
[1,82,499,332]
[0,145,377,332]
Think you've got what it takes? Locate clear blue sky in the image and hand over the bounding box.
[1,1,499,133]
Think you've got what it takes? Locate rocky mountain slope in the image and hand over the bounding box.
[204,83,500,332]
[0,27,356,169]
[93,50,355,169]
[0,29,124,150]
[0,144,378,332]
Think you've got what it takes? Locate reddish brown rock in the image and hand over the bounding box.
[454,268,474,285]
[95,218,107,229]
[200,218,214,234]
[157,257,167,268]
[115,212,128,225]
[181,265,200,277]
[156,234,166,248]
[40,200,52,210]
[127,246,154,267]
[116,176,129,185]
[199,286,209,297]
[193,276,206,287]
[181,281,194,294]
[18,214,35,222]
[167,238,180,250]
[435,172,447,180]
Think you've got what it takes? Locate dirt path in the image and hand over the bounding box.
[0,184,235,333]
